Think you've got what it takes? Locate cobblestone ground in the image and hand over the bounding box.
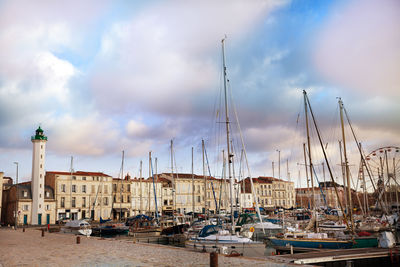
[0,228,271,267]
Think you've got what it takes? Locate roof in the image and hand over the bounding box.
[159,173,218,181]
[46,171,111,177]
[12,182,55,199]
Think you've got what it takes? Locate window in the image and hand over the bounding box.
[113,184,117,192]
[40,154,43,159]
[82,176,86,181]
[72,176,76,180]
[72,197,76,207]
[46,191,50,198]
[23,191,27,197]
[91,185,95,193]
[113,195,116,202]
[164,200,168,205]
[127,196,130,202]
[61,197,65,208]
[82,197,86,208]
[61,184,66,192]
[104,197,108,206]
[46,205,50,211]
[197,196,201,203]
[40,164,42,168]
[82,185,86,193]
[23,205,29,211]
[104,185,108,194]
[121,184,124,192]
[127,185,130,192]
[72,185,76,193]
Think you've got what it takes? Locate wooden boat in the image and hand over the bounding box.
[268,232,353,249]
[352,236,378,248]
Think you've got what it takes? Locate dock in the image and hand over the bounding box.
[268,247,400,266]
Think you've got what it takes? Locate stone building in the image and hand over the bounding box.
[112,175,133,220]
[239,176,295,209]
[45,171,113,221]
[2,182,56,225]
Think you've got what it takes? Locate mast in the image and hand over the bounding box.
[148,151,151,213]
[394,157,399,211]
[140,160,142,214]
[192,147,195,221]
[171,140,176,225]
[202,139,207,217]
[303,143,310,209]
[222,37,235,232]
[120,150,124,221]
[338,98,354,232]
[70,156,73,219]
[303,91,316,215]
[339,141,348,208]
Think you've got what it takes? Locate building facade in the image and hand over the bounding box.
[45,171,113,221]
[240,176,295,209]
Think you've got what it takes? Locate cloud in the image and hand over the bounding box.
[313,0,400,97]
[90,0,288,116]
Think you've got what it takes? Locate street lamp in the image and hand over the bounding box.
[276,150,281,179]
[13,162,19,229]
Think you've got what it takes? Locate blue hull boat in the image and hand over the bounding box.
[269,237,353,249]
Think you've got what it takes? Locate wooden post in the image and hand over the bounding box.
[210,252,218,267]
[76,236,80,244]
[23,227,25,232]
[41,229,45,237]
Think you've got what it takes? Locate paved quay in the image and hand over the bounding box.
[0,228,288,267]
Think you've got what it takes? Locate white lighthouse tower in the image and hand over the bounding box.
[31,126,47,225]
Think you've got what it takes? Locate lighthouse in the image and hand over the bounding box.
[31,126,47,225]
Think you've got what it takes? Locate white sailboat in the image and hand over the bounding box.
[185,38,265,257]
[61,219,92,236]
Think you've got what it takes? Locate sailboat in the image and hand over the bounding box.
[269,91,355,250]
[185,38,265,257]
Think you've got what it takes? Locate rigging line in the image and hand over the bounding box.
[204,143,219,212]
[150,156,159,221]
[230,79,264,233]
[304,92,350,230]
[305,144,327,206]
[342,106,386,211]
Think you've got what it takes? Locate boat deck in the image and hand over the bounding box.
[268,246,400,265]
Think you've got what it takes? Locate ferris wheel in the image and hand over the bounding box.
[360,146,400,202]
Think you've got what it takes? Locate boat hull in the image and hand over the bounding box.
[269,237,353,249]
[352,237,378,248]
[185,239,266,258]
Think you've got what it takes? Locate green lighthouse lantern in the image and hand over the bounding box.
[31,126,48,141]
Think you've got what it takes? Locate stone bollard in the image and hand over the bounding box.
[42,229,45,237]
[23,227,25,232]
[210,252,218,267]
[76,236,80,244]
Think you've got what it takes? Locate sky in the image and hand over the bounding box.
[0,0,399,191]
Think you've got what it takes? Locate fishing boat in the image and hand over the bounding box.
[61,220,92,236]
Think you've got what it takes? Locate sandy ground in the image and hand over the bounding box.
[0,228,271,267]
